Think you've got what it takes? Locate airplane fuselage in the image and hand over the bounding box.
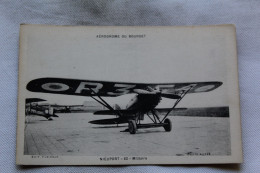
[126,94,161,114]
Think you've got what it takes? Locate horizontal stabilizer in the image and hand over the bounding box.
[89,118,129,125]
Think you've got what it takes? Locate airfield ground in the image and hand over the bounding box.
[24,113,231,156]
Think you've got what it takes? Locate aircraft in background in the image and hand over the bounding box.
[25,99,96,120]
[25,98,59,121]
[27,77,222,134]
[38,103,83,113]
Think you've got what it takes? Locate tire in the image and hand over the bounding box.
[128,120,137,134]
[163,118,172,132]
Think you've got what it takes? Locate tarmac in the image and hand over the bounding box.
[24,113,231,156]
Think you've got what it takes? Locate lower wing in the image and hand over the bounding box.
[94,108,187,116]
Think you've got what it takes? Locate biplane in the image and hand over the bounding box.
[26,98,86,120]
[25,98,59,121]
[27,78,222,134]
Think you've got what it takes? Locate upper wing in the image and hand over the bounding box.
[27,77,222,97]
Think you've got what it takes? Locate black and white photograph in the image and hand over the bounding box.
[16,24,242,165]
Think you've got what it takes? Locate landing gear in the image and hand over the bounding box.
[163,118,172,132]
[128,120,137,134]
[126,114,172,134]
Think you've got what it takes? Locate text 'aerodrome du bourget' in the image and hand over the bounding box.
[96,34,146,38]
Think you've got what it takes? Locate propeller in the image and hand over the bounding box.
[160,93,181,99]
[133,86,181,99]
[133,89,157,94]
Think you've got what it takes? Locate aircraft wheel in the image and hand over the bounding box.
[163,118,172,132]
[128,120,137,134]
[48,117,53,121]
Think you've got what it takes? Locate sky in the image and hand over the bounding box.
[20,25,237,108]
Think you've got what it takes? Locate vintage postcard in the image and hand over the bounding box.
[16,24,242,165]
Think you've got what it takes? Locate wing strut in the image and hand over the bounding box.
[159,86,194,123]
[87,87,122,117]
